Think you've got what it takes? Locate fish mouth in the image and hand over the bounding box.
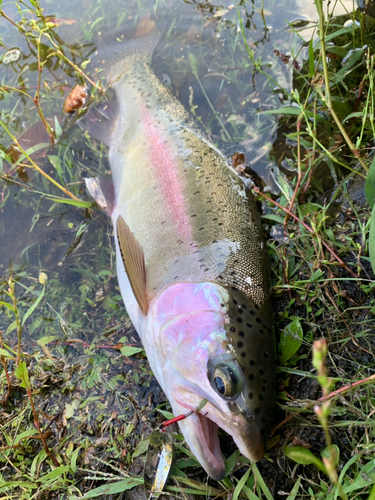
[176,406,225,480]
[174,396,266,480]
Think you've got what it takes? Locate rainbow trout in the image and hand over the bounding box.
[85,28,275,480]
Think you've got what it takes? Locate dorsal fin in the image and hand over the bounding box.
[116,216,148,315]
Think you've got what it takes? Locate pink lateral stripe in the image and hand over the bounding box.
[140,103,193,243]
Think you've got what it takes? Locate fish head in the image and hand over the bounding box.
[146,282,275,480]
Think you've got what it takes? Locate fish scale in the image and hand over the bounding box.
[86,26,275,480]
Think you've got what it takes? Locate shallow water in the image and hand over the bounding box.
[0,0,313,336]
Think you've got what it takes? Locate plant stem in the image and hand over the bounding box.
[0,121,79,201]
[27,387,60,466]
[0,331,11,405]
[315,0,368,173]
[0,10,26,32]
[253,188,358,278]
[8,278,22,367]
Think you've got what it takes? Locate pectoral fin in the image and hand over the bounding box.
[85,176,115,216]
[116,216,148,315]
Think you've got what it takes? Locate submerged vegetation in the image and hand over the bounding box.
[0,0,375,498]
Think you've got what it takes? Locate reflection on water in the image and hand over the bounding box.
[0,0,357,343]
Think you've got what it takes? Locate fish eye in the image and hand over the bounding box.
[210,361,244,400]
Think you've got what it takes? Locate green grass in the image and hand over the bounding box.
[1,0,375,498]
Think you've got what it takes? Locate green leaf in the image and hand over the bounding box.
[286,477,301,500]
[369,206,375,275]
[120,346,143,356]
[251,463,274,500]
[69,478,143,499]
[261,214,285,224]
[310,269,324,282]
[48,155,63,181]
[0,348,14,359]
[37,335,56,346]
[157,409,174,419]
[365,155,375,209]
[45,195,93,208]
[189,53,198,75]
[54,116,62,139]
[233,467,251,500]
[308,38,315,77]
[38,465,70,482]
[70,447,81,473]
[0,301,15,312]
[22,286,45,326]
[322,444,339,466]
[14,429,39,444]
[225,450,239,476]
[284,446,326,472]
[279,317,303,363]
[132,437,150,458]
[6,320,17,335]
[15,361,31,389]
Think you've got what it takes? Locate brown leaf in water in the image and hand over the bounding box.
[63,84,88,114]
[47,17,77,26]
[135,13,155,37]
[232,152,246,174]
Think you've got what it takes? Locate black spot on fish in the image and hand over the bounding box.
[259,369,265,375]
[248,392,254,399]
[255,304,259,310]
[254,408,261,415]
[246,323,252,328]
[250,311,255,316]
[259,394,264,401]
[260,329,264,334]
[241,352,246,358]
[237,318,243,323]
[256,317,262,324]
[239,331,244,337]
[250,360,255,366]
[238,308,243,314]
[249,374,254,380]
[261,386,266,392]
[264,352,268,358]
[233,299,238,305]
[237,341,244,348]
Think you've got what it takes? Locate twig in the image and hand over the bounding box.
[0,120,79,201]
[0,10,26,32]
[34,32,54,143]
[253,187,358,278]
[43,32,104,93]
[271,373,375,436]
[318,374,375,402]
[26,386,60,466]
[285,118,303,221]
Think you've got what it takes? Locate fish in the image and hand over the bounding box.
[84,23,275,480]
